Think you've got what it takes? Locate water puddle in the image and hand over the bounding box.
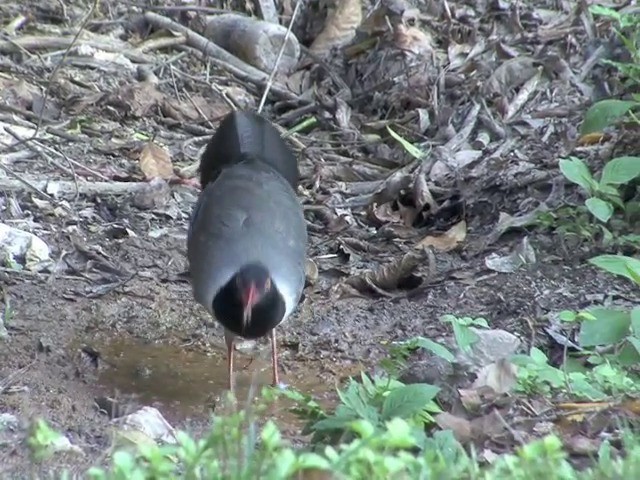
[85,335,354,430]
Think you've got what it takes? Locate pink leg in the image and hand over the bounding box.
[225,334,235,392]
[270,329,279,386]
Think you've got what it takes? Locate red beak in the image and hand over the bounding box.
[241,284,258,326]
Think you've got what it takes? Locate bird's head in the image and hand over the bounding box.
[212,262,285,338]
[233,263,273,328]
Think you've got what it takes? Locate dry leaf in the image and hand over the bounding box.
[108,80,164,118]
[417,220,467,251]
[368,202,403,225]
[482,57,538,96]
[394,24,434,57]
[139,142,174,180]
[469,410,512,441]
[434,412,472,443]
[577,132,607,145]
[458,388,482,411]
[305,258,319,285]
[563,435,600,455]
[472,359,518,394]
[310,0,363,57]
[346,250,427,295]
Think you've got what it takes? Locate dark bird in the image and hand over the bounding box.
[187,110,307,392]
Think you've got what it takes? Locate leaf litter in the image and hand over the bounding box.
[0,0,638,472]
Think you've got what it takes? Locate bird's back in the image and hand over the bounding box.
[199,110,299,189]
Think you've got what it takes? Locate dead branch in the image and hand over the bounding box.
[0,36,151,64]
[143,12,302,103]
[0,177,165,199]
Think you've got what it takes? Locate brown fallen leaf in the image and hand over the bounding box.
[368,202,403,225]
[434,412,472,443]
[482,57,539,96]
[345,249,428,296]
[310,0,363,57]
[394,24,434,57]
[458,388,482,411]
[563,435,601,455]
[107,80,164,118]
[577,132,608,145]
[472,358,518,394]
[469,410,513,442]
[304,258,318,286]
[139,142,174,180]
[416,220,467,251]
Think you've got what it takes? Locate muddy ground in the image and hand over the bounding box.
[0,0,638,476]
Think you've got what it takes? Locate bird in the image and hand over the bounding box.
[187,110,307,392]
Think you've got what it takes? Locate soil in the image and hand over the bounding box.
[0,0,638,476]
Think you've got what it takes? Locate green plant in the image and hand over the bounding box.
[559,156,640,224]
[440,314,489,352]
[580,6,640,135]
[591,5,640,89]
[27,419,67,462]
[381,336,455,376]
[283,373,440,445]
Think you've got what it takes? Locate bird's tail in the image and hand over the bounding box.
[199,111,299,189]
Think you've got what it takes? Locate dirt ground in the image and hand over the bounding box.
[0,0,638,476]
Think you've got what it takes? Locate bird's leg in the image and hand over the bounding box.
[224,331,235,393]
[270,329,279,386]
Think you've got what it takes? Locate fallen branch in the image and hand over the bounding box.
[143,12,302,103]
[0,177,164,199]
[0,35,151,64]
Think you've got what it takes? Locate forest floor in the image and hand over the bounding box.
[0,0,637,476]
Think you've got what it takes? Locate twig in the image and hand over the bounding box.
[0,35,150,64]
[133,34,187,54]
[257,0,302,114]
[124,3,233,15]
[0,358,37,393]
[5,127,79,197]
[0,177,173,199]
[0,163,58,203]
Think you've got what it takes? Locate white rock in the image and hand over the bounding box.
[0,223,52,271]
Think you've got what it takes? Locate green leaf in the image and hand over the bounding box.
[626,263,640,286]
[381,383,440,421]
[616,341,640,365]
[412,337,455,362]
[296,452,331,471]
[529,347,549,364]
[559,157,596,193]
[580,99,639,135]
[631,307,640,335]
[350,419,375,438]
[313,414,354,432]
[589,254,640,283]
[626,336,640,356]
[337,384,379,424]
[387,126,425,160]
[568,374,607,400]
[579,308,631,347]
[600,156,640,185]
[589,5,622,22]
[451,322,479,352]
[384,418,417,449]
[585,197,614,223]
[558,310,577,322]
[260,420,281,449]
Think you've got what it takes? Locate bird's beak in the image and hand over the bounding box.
[242,284,258,327]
